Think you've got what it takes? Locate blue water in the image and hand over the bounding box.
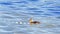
[0,0,60,34]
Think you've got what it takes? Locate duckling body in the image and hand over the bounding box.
[29,18,40,25]
[30,21,40,24]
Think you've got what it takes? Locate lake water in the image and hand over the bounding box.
[0,0,60,34]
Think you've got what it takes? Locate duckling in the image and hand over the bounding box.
[29,18,40,25]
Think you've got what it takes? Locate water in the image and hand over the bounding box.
[0,0,60,34]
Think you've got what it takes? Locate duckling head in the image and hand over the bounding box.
[29,18,33,23]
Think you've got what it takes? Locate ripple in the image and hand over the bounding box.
[42,13,53,16]
[1,15,14,19]
[0,25,8,28]
[8,6,21,10]
[42,6,56,8]
[26,13,41,15]
[48,9,60,11]
[26,8,39,10]
[13,1,28,4]
[55,6,60,8]
[0,29,13,32]
[56,17,60,19]
[52,12,60,14]
[14,31,30,34]
[44,1,54,5]
[0,2,13,5]
[0,23,7,26]
[28,0,39,2]
[3,12,21,16]
[0,26,14,31]
[0,32,13,34]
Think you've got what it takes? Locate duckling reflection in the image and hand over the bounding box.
[29,18,40,25]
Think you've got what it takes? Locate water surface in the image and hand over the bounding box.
[0,0,60,34]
